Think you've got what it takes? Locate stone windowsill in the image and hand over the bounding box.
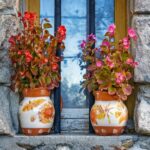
[0,134,149,150]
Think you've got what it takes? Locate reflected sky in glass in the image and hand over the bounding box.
[39,0,114,108]
[95,0,114,46]
[40,0,54,34]
[61,0,87,108]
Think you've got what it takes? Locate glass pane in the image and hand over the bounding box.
[95,0,114,45]
[61,58,87,108]
[40,0,54,34]
[61,0,87,108]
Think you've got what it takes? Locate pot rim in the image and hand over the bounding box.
[94,91,119,101]
[23,87,50,97]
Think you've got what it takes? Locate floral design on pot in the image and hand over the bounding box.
[19,88,55,136]
[90,91,128,135]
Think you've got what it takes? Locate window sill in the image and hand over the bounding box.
[0,134,149,150]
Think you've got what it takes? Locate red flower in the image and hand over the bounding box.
[25,51,33,63]
[17,51,22,55]
[51,63,59,71]
[20,71,25,77]
[18,12,22,17]
[57,25,66,34]
[57,25,66,43]
[23,12,37,26]
[43,58,48,64]
[8,36,15,45]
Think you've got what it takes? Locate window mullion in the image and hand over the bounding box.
[54,0,61,134]
[87,0,95,134]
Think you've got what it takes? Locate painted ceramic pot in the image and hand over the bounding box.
[90,91,128,136]
[19,88,55,136]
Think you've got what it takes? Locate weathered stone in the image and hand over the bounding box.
[134,85,150,135]
[129,137,150,150]
[133,0,150,13]
[0,86,15,135]
[9,90,19,133]
[0,14,18,84]
[0,0,17,10]
[0,14,18,49]
[0,135,139,150]
[0,135,147,150]
[132,15,150,83]
[0,50,11,84]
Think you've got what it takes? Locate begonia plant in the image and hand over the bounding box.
[8,12,66,92]
[80,24,137,100]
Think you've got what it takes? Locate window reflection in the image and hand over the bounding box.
[61,0,87,108]
[40,0,54,34]
[95,0,114,46]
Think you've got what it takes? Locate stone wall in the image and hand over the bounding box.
[131,0,150,135]
[0,0,19,135]
[0,0,149,150]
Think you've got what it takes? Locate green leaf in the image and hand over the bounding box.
[43,23,52,29]
[46,76,51,84]
[108,86,116,95]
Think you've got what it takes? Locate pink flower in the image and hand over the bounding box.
[101,40,110,47]
[80,40,86,49]
[126,58,138,67]
[106,56,114,69]
[96,60,103,68]
[128,28,137,40]
[126,58,133,64]
[107,24,116,35]
[88,33,96,41]
[123,37,130,49]
[132,61,138,67]
[115,72,125,84]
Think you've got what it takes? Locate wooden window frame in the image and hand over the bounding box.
[24,0,128,134]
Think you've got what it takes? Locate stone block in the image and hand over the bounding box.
[133,0,150,13]
[0,86,19,135]
[134,85,150,135]
[0,0,17,10]
[0,135,138,150]
[9,89,20,133]
[0,86,15,135]
[132,15,150,83]
[0,14,18,84]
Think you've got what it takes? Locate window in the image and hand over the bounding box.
[23,0,128,133]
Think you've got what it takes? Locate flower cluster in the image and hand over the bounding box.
[80,24,138,100]
[8,12,66,92]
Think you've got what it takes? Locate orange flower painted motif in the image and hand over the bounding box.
[22,99,45,111]
[90,105,105,125]
[39,102,54,124]
[91,101,128,125]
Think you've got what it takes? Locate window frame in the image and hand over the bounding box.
[24,0,127,134]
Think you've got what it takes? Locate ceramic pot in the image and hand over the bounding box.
[90,91,128,136]
[19,88,55,136]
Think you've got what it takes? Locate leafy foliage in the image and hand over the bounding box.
[8,12,66,92]
[80,24,138,101]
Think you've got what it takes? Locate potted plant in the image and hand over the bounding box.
[80,24,137,135]
[8,12,66,135]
